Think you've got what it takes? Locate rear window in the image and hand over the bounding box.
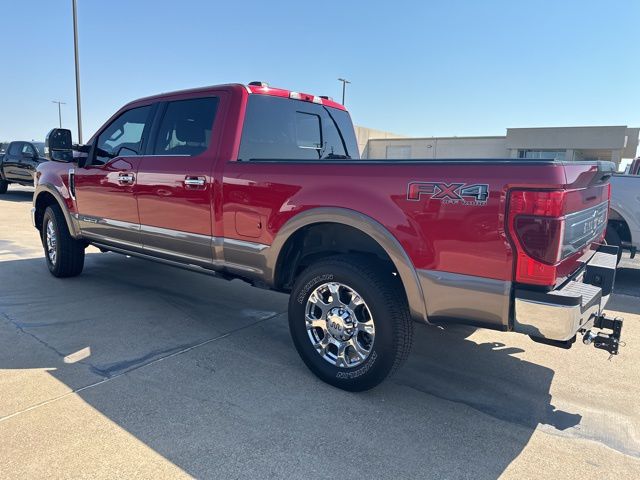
[295,112,322,149]
[238,95,359,161]
[326,107,359,159]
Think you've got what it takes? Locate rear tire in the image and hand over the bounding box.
[42,204,85,277]
[605,224,623,265]
[0,179,8,194]
[288,255,413,391]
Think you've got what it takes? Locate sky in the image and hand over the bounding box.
[1,0,639,146]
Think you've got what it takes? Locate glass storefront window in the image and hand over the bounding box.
[518,150,566,161]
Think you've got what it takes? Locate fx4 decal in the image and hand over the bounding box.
[407,181,490,206]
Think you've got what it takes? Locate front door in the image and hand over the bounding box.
[3,142,24,182]
[74,104,154,249]
[135,95,222,266]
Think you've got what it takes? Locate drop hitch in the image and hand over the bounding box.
[582,314,624,357]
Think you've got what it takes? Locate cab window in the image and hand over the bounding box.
[21,144,36,157]
[238,95,357,161]
[8,142,22,156]
[153,97,219,157]
[94,105,152,165]
[295,112,322,150]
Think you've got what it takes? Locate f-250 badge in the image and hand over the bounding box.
[407,182,490,206]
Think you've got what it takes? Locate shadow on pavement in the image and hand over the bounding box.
[0,189,33,203]
[395,325,581,431]
[0,253,580,478]
[0,238,43,258]
[612,266,640,298]
[607,253,640,314]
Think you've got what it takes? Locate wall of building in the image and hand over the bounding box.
[623,128,640,158]
[367,136,509,159]
[357,125,639,167]
[354,126,405,158]
[505,126,631,150]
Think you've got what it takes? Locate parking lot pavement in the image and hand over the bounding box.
[1,186,639,479]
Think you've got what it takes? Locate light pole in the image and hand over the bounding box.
[52,100,66,127]
[338,78,351,105]
[72,0,83,143]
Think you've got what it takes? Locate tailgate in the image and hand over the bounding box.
[555,161,615,284]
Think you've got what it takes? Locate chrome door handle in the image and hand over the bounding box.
[184,176,206,187]
[118,173,135,184]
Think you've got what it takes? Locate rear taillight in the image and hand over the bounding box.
[508,188,609,286]
[513,216,564,264]
[508,190,565,285]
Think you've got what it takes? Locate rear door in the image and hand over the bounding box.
[17,143,39,183]
[74,104,155,249]
[135,94,223,266]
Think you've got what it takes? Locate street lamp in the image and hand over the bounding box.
[72,0,83,143]
[52,100,66,127]
[338,78,351,105]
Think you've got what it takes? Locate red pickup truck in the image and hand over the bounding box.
[33,82,623,390]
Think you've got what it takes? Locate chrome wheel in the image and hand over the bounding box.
[305,282,375,368]
[45,220,57,265]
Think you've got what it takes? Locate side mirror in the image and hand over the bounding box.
[22,150,36,159]
[45,128,73,162]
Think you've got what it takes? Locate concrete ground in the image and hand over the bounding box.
[1,185,639,479]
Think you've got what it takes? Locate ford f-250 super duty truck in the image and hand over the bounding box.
[33,82,623,391]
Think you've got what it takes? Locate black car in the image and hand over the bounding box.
[0,141,47,193]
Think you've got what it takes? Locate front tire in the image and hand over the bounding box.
[288,255,413,391]
[42,205,85,277]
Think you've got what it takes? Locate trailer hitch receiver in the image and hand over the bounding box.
[582,314,624,356]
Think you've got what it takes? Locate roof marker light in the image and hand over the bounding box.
[289,92,302,100]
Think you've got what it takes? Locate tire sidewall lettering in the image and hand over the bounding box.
[336,351,377,380]
[296,273,334,304]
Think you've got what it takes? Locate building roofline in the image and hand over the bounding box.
[368,135,506,141]
[507,125,630,130]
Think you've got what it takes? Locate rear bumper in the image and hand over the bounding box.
[514,245,617,342]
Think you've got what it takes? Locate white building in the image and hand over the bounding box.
[356,125,640,168]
